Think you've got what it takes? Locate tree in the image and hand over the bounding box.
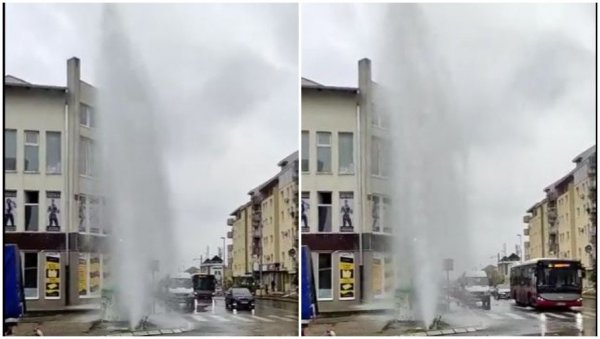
[482,265,504,286]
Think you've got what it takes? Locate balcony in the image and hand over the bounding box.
[524,228,529,236]
[251,194,262,206]
[523,215,531,223]
[588,186,597,201]
[252,228,262,239]
[227,217,235,226]
[546,191,558,201]
[227,244,233,252]
[548,225,558,235]
[227,231,233,239]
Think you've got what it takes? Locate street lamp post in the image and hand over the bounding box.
[517,234,523,263]
[220,236,226,268]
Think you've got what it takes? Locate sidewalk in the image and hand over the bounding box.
[11,310,102,336]
[304,313,391,336]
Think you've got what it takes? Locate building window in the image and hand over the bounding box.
[79,137,94,177]
[317,253,333,300]
[24,131,39,172]
[339,192,354,232]
[5,129,17,171]
[80,104,95,128]
[318,192,332,232]
[372,195,381,232]
[78,253,102,297]
[371,103,388,129]
[46,132,62,174]
[338,132,354,174]
[5,191,17,231]
[316,132,331,173]
[371,136,388,177]
[25,191,39,231]
[302,131,309,172]
[301,192,310,230]
[23,252,39,299]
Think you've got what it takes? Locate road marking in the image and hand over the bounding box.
[249,315,275,322]
[522,312,541,319]
[230,315,254,322]
[484,313,504,320]
[208,315,230,322]
[268,315,295,322]
[284,314,297,319]
[543,313,570,320]
[504,312,526,320]
[583,312,595,318]
[189,315,208,322]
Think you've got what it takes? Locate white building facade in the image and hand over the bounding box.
[4,58,108,310]
[301,59,395,312]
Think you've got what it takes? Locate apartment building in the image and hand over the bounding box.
[227,152,298,293]
[524,145,596,281]
[229,202,252,278]
[4,58,108,310]
[301,59,395,312]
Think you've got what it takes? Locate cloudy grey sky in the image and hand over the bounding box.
[6,3,298,269]
[303,3,596,267]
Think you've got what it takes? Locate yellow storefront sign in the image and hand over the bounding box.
[372,258,382,296]
[339,255,355,299]
[90,256,101,295]
[78,257,88,296]
[45,253,61,298]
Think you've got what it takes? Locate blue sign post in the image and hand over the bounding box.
[4,244,25,323]
[301,246,317,327]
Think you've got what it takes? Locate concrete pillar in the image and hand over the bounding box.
[65,57,81,306]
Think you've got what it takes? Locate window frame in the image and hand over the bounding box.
[338,132,354,175]
[316,252,333,301]
[24,130,40,173]
[80,104,95,128]
[79,137,95,177]
[316,132,332,173]
[46,131,62,174]
[5,129,17,171]
[317,191,332,233]
[24,190,39,232]
[22,251,40,300]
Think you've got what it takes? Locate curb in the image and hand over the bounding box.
[255,296,298,303]
[108,323,194,336]
[108,327,190,336]
[316,308,394,319]
[404,326,486,336]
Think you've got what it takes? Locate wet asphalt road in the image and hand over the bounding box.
[174,297,298,336]
[446,298,596,336]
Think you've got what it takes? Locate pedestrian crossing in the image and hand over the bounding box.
[187,313,297,324]
[474,310,595,321]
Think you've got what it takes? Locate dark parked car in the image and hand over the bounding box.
[225,288,255,311]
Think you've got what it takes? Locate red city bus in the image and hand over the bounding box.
[510,258,584,309]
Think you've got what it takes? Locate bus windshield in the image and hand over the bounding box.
[537,268,581,293]
[193,275,216,291]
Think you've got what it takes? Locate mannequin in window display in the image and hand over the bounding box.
[340,199,353,227]
[301,199,309,228]
[4,198,16,227]
[48,199,60,227]
[372,199,380,230]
